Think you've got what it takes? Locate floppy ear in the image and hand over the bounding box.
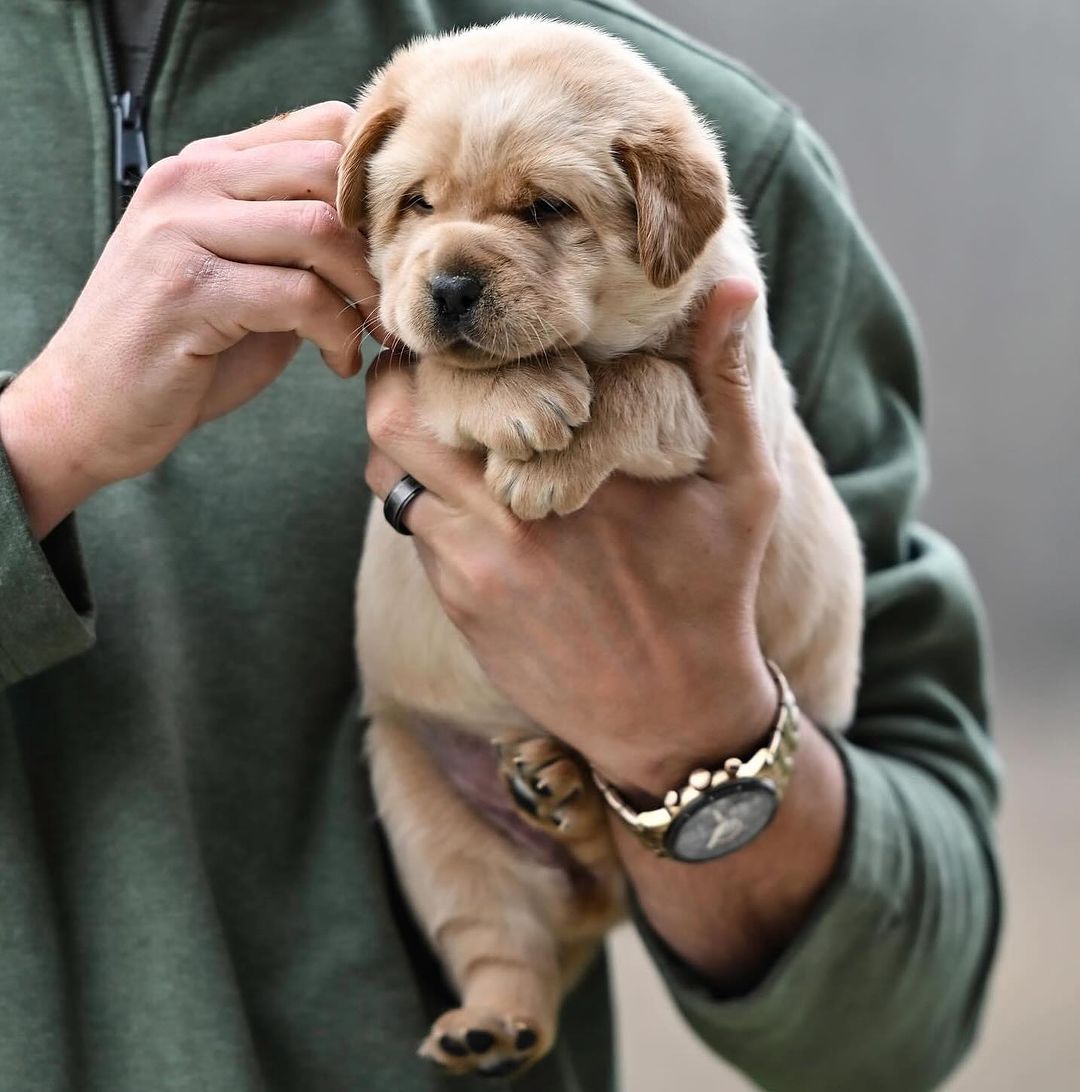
[614,128,728,289]
[336,105,404,231]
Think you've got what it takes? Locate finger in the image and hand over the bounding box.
[196,258,365,377]
[190,197,391,346]
[365,351,502,515]
[688,278,771,483]
[364,446,451,538]
[180,101,354,155]
[210,139,344,203]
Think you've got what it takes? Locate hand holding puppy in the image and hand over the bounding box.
[364,279,779,795]
[0,102,383,538]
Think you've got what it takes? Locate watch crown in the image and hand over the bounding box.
[688,768,711,790]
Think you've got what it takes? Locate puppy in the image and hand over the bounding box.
[337,16,863,1078]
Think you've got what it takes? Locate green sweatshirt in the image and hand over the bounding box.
[0,2,1001,1090]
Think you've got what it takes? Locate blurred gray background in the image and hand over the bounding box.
[609,2,1080,1089]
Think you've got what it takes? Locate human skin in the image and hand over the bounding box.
[363,281,847,987]
[0,102,388,539]
[0,97,845,986]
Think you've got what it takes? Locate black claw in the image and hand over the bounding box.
[439,1034,469,1057]
[540,395,572,428]
[480,1058,523,1078]
[465,1029,495,1054]
[507,775,540,817]
[527,754,564,776]
[515,1027,538,1050]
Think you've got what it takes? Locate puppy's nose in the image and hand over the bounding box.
[430,272,483,325]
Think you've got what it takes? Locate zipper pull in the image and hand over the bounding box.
[112,91,149,211]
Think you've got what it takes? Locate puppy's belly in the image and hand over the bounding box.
[357,501,534,735]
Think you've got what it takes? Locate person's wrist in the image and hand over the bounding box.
[0,362,106,538]
[590,651,778,801]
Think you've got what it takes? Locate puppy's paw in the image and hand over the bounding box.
[500,737,606,843]
[419,1008,545,1078]
[486,450,608,520]
[616,363,712,480]
[468,362,592,461]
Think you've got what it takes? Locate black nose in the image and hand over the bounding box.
[430,272,483,325]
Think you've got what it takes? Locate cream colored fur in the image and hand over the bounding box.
[339,16,863,1077]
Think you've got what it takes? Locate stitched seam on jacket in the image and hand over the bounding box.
[742,108,798,213]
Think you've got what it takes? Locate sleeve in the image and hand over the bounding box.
[636,114,1003,1092]
[0,373,96,688]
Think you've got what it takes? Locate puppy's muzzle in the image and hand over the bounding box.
[430,271,484,333]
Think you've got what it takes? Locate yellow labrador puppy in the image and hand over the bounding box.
[337,16,863,1078]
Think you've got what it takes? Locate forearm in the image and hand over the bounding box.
[611,714,846,988]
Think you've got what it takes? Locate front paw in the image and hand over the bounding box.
[486,449,609,520]
[499,737,606,843]
[469,362,591,461]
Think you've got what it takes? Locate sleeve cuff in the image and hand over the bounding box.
[634,731,909,1044]
[0,373,95,686]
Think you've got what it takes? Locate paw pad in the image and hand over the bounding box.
[420,1009,545,1078]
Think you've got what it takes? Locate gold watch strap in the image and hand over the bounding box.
[591,661,800,856]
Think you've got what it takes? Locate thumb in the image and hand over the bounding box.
[688,278,767,483]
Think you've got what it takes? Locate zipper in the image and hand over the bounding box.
[90,0,176,219]
[113,91,149,209]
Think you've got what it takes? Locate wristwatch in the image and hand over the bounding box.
[591,661,800,862]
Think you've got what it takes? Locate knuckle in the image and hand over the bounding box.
[310,100,355,137]
[139,152,221,203]
[438,572,475,627]
[363,459,383,496]
[298,199,342,241]
[308,139,344,170]
[136,155,188,201]
[178,135,223,159]
[366,394,415,449]
[173,252,227,298]
[363,449,393,496]
[286,268,327,309]
[457,552,502,601]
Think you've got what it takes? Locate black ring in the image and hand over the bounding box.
[383,474,426,536]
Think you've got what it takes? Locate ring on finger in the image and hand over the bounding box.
[383,473,427,536]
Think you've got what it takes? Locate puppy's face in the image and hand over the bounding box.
[338,20,729,368]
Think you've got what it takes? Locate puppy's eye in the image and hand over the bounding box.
[520,197,574,225]
[401,193,433,214]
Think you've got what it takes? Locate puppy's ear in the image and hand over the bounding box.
[614,128,727,289]
[336,105,404,231]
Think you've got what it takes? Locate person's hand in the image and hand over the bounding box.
[0,101,389,538]
[364,279,781,796]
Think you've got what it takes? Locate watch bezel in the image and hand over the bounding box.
[664,778,779,862]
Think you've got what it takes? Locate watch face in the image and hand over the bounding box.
[666,780,778,862]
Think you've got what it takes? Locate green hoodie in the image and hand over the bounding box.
[0,2,1000,1090]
